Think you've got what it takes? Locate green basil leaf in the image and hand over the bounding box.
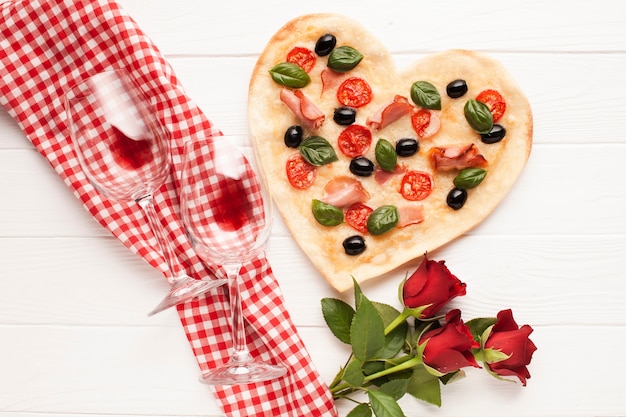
[299,136,338,166]
[464,99,493,134]
[269,62,311,88]
[453,168,487,189]
[312,199,343,227]
[350,295,385,362]
[410,81,441,110]
[368,390,407,417]
[321,297,355,344]
[327,46,363,72]
[367,205,399,236]
[375,138,397,172]
[346,403,372,417]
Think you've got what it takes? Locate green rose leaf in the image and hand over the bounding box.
[379,378,410,401]
[464,99,494,134]
[353,277,364,310]
[367,205,399,236]
[375,138,397,172]
[410,81,441,110]
[453,168,487,189]
[312,199,343,227]
[406,365,442,407]
[465,317,497,343]
[350,295,385,362]
[373,302,407,359]
[299,136,338,166]
[439,370,464,385]
[347,403,373,417]
[361,360,386,377]
[269,62,311,88]
[321,297,355,344]
[343,358,365,387]
[368,390,407,417]
[328,46,364,72]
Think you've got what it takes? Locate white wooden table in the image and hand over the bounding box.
[1,1,625,416]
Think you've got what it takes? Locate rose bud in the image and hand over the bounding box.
[419,309,480,375]
[482,309,537,386]
[401,253,467,318]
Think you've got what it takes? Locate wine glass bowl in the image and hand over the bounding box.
[182,139,270,263]
[66,69,226,316]
[72,118,171,201]
[180,136,287,385]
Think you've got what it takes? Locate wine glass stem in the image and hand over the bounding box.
[223,263,252,364]
[136,195,183,282]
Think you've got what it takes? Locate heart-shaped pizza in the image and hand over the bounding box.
[248,14,532,292]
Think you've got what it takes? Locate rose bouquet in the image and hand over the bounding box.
[322,254,536,417]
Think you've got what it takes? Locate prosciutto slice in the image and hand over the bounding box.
[280,88,325,130]
[430,143,488,171]
[366,95,414,131]
[374,163,407,185]
[397,204,425,228]
[321,176,369,208]
[320,68,345,95]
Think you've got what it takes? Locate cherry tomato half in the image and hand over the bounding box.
[400,170,433,201]
[337,77,373,108]
[337,124,372,158]
[411,108,441,139]
[286,47,317,73]
[476,89,506,122]
[286,153,316,189]
[345,202,373,234]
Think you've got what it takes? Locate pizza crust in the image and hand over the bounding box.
[248,14,532,292]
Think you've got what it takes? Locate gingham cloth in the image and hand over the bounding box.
[0,1,337,416]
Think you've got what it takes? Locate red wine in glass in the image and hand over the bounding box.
[212,176,256,232]
[109,127,155,170]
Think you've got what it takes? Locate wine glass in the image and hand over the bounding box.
[65,69,226,316]
[179,135,287,385]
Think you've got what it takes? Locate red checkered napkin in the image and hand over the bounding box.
[0,1,337,416]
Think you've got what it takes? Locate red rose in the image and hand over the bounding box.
[402,254,466,318]
[484,309,537,386]
[420,309,480,374]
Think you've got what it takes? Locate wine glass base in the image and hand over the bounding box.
[147,276,227,316]
[199,360,288,385]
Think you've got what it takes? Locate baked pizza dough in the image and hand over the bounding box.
[248,13,532,292]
